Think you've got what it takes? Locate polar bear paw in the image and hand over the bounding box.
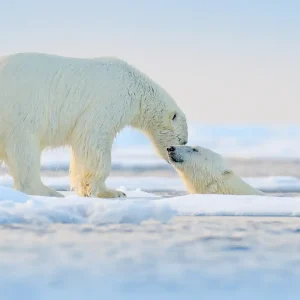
[97,189,126,199]
[21,185,65,198]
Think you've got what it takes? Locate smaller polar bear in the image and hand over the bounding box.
[167,145,263,195]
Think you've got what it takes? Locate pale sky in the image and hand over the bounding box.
[1,0,299,124]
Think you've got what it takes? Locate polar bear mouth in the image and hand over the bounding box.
[166,146,184,163]
[167,152,184,164]
[170,156,184,163]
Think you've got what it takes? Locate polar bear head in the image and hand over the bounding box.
[167,145,233,194]
[136,87,188,161]
[167,146,231,183]
[167,145,263,195]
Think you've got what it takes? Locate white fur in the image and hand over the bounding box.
[168,146,263,195]
[0,53,188,198]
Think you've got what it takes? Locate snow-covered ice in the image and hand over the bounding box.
[0,186,171,225]
[0,183,300,225]
[0,185,300,299]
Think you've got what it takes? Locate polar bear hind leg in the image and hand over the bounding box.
[4,134,64,197]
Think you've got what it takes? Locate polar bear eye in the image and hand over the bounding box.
[172,113,177,121]
[192,148,198,152]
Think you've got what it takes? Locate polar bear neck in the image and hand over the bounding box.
[123,65,175,131]
[178,169,263,196]
[218,173,264,195]
[177,169,214,194]
[130,84,174,130]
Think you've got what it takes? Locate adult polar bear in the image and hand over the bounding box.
[0,53,188,198]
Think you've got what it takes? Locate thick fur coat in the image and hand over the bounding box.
[0,53,188,198]
[168,145,263,195]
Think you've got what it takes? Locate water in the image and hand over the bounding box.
[1,217,300,299]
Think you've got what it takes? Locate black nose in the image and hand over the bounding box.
[167,146,175,152]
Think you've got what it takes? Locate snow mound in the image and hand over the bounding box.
[0,187,173,225]
[1,186,300,224]
[0,186,30,202]
[163,194,300,217]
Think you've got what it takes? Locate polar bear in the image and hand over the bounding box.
[0,53,188,198]
[167,145,263,195]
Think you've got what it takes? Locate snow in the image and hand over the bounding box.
[0,186,170,225]
[162,194,300,217]
[1,202,300,299]
[0,186,30,203]
[0,182,300,225]
[0,181,300,299]
[1,174,300,193]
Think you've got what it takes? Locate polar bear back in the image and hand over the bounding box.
[0,53,142,147]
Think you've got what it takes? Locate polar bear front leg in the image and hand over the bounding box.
[70,145,126,199]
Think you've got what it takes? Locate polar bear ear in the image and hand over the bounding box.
[165,111,177,128]
[168,111,177,127]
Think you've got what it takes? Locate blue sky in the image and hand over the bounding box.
[1,0,299,124]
